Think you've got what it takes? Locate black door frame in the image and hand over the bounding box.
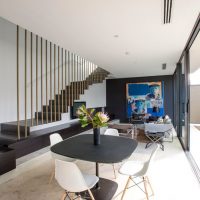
[175,13,200,182]
[176,14,200,150]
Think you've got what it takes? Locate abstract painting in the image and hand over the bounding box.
[126,81,164,118]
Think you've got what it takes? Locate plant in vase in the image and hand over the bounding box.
[77,105,109,145]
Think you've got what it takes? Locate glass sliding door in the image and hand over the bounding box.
[189,31,200,169]
[175,14,200,179]
[173,69,179,133]
[179,56,189,149]
[173,60,189,150]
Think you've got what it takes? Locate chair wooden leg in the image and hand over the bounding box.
[61,192,67,200]
[49,169,55,184]
[121,176,131,200]
[49,159,55,184]
[88,189,95,200]
[78,194,82,200]
[146,176,154,196]
[72,193,76,199]
[68,192,75,200]
[112,164,117,179]
[131,129,134,139]
[143,176,149,200]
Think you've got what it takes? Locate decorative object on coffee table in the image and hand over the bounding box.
[77,105,109,145]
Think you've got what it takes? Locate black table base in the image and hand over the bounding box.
[80,178,118,200]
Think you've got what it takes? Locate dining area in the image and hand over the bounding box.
[0,125,199,200]
[47,105,158,200]
[49,128,158,200]
[47,106,176,200]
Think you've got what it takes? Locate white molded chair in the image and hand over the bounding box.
[104,128,119,179]
[119,145,159,200]
[49,133,76,183]
[55,159,99,200]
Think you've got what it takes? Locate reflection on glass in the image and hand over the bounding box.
[189,31,200,169]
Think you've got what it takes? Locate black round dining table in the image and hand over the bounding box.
[51,134,138,200]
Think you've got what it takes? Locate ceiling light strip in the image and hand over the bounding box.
[164,0,166,24]
[168,0,173,23]
[164,0,172,24]
[166,0,169,23]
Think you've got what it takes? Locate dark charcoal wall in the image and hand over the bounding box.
[106,75,174,123]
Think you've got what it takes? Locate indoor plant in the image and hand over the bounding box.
[77,105,109,145]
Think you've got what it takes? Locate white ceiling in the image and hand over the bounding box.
[0,0,199,78]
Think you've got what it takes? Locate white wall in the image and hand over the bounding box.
[0,17,17,123]
[78,80,106,108]
[0,17,63,123]
[0,17,105,124]
[190,85,200,123]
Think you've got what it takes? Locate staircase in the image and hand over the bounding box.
[37,67,109,122]
[0,67,109,139]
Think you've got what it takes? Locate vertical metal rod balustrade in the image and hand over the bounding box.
[54,44,57,121]
[58,46,60,120]
[61,48,64,113]
[45,40,48,123]
[74,54,76,100]
[50,42,52,122]
[76,55,78,98]
[68,51,71,107]
[41,37,43,124]
[24,30,27,137]
[16,25,20,139]
[36,35,38,125]
[65,50,67,112]
[30,32,33,126]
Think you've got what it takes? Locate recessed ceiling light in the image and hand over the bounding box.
[114,35,119,38]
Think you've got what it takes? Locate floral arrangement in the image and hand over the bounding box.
[76,105,109,128]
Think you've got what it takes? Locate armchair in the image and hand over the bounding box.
[144,123,173,151]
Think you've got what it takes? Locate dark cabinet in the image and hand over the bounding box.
[0,146,16,175]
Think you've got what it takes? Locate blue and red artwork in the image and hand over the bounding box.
[126,82,164,118]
